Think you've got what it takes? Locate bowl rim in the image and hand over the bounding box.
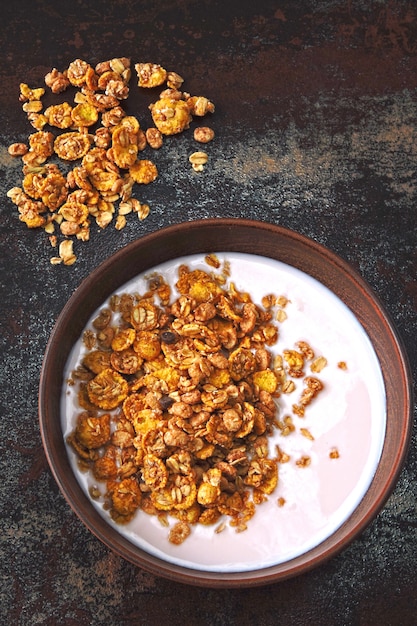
[39,217,413,588]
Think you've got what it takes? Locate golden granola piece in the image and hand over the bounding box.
[197,482,221,506]
[67,59,94,87]
[54,132,92,161]
[228,347,257,381]
[135,62,167,88]
[176,269,222,302]
[111,327,136,352]
[22,170,46,199]
[131,408,161,436]
[252,369,278,394]
[28,131,54,162]
[186,95,215,116]
[45,68,70,94]
[133,330,161,361]
[44,102,73,129]
[152,475,197,512]
[71,102,99,127]
[131,300,159,331]
[129,159,158,184]
[142,454,168,490]
[38,171,68,211]
[107,477,142,520]
[150,98,192,135]
[93,449,118,480]
[58,201,89,224]
[87,367,129,409]
[110,348,142,375]
[110,122,139,169]
[283,349,305,377]
[82,350,112,374]
[19,83,45,102]
[194,127,215,144]
[169,521,191,545]
[244,458,278,494]
[74,412,111,449]
[8,142,28,156]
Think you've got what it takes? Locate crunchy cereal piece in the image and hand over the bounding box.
[131,300,159,331]
[82,147,120,191]
[82,350,112,374]
[300,427,315,441]
[169,521,191,545]
[310,356,327,373]
[145,127,163,149]
[193,127,215,143]
[296,455,311,468]
[87,367,129,409]
[133,330,161,360]
[135,62,167,88]
[296,340,314,360]
[54,132,92,161]
[252,369,278,394]
[150,97,192,135]
[58,201,89,224]
[74,412,111,449]
[58,239,77,265]
[107,477,142,520]
[45,68,70,93]
[67,59,94,87]
[129,159,158,184]
[111,327,136,352]
[166,71,184,89]
[186,95,215,116]
[19,83,45,102]
[110,348,142,374]
[71,102,99,127]
[329,447,340,459]
[142,454,168,490]
[44,102,73,129]
[110,118,140,169]
[189,151,208,172]
[8,143,28,156]
[283,349,305,377]
[26,131,54,164]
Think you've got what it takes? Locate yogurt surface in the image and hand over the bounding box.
[62,252,386,573]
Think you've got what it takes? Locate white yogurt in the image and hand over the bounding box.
[62,253,386,573]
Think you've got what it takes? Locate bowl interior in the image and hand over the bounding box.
[39,218,413,587]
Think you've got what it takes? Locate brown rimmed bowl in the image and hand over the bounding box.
[39,218,413,588]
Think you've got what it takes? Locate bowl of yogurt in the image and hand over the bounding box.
[39,218,413,587]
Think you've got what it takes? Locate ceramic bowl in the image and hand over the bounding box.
[39,218,413,587]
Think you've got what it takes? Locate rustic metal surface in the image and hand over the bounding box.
[0,1,416,624]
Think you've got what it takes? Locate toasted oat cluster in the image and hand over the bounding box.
[7,59,215,265]
[66,257,328,544]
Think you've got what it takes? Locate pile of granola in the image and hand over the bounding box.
[66,255,329,545]
[7,59,215,265]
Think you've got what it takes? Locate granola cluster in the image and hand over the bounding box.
[66,256,329,545]
[7,59,215,265]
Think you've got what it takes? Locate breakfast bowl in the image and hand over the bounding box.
[39,218,413,588]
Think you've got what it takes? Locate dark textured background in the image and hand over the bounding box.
[1,1,416,624]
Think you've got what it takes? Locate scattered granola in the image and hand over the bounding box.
[66,257,334,545]
[7,58,215,265]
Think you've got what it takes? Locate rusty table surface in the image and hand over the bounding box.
[1,1,416,625]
